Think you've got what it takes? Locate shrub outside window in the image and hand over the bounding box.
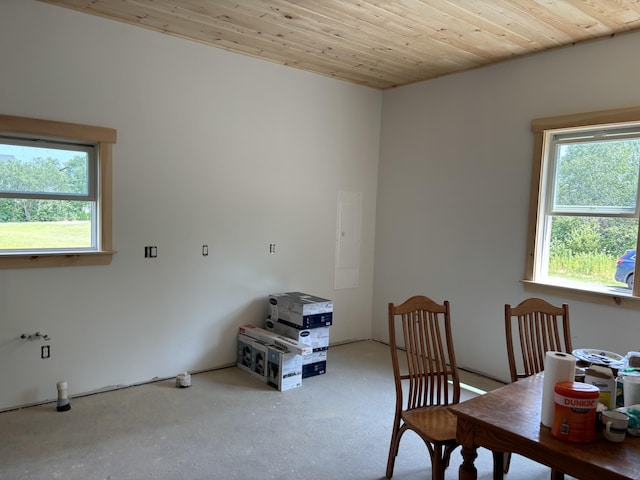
[0,114,116,268]
[527,107,640,300]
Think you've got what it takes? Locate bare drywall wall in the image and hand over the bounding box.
[375,30,640,382]
[0,0,381,410]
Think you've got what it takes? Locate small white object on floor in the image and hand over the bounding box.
[176,372,191,388]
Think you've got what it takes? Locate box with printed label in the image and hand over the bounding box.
[264,318,330,350]
[237,333,268,383]
[267,345,302,391]
[239,325,313,356]
[237,333,254,374]
[268,292,333,327]
[303,348,327,366]
[275,311,333,328]
[303,360,327,379]
[251,339,268,381]
[268,292,333,315]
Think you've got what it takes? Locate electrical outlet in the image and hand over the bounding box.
[41,345,50,359]
[144,246,158,258]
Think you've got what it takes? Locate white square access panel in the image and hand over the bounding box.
[334,191,362,290]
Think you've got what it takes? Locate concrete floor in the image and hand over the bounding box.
[0,340,560,480]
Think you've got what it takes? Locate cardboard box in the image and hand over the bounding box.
[251,339,268,381]
[267,345,302,391]
[237,333,254,374]
[268,292,333,327]
[263,318,329,379]
[274,311,333,328]
[302,360,327,379]
[303,348,327,365]
[264,317,330,351]
[239,325,313,356]
[236,333,268,382]
[269,292,334,315]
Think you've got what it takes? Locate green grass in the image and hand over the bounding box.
[549,251,626,287]
[0,221,91,249]
[0,223,629,289]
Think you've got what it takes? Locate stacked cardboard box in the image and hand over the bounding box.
[237,325,311,391]
[266,292,333,379]
[237,333,268,383]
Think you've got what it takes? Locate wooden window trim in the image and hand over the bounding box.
[0,114,116,268]
[525,106,640,307]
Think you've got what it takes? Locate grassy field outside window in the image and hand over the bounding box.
[0,221,91,249]
[549,251,625,288]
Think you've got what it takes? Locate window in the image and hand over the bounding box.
[527,107,640,300]
[0,114,116,268]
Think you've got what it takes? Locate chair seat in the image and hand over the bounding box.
[402,406,457,442]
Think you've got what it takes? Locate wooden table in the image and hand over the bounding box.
[449,373,640,480]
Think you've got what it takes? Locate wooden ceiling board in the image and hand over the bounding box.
[216,0,470,77]
[205,4,422,86]
[213,3,427,70]
[267,4,479,82]
[106,0,427,86]
[38,0,640,89]
[192,0,477,85]
[441,1,572,49]
[321,1,512,58]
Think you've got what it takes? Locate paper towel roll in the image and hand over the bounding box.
[541,351,576,427]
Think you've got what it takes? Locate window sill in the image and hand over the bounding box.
[0,251,116,269]
[521,279,640,309]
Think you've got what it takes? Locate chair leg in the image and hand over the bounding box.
[385,434,398,478]
[550,468,564,480]
[387,429,457,480]
[442,443,457,470]
[432,444,444,480]
[504,451,511,473]
[385,422,404,479]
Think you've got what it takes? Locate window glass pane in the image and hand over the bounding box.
[0,114,114,266]
[553,138,640,211]
[0,141,91,197]
[0,199,93,249]
[545,215,638,288]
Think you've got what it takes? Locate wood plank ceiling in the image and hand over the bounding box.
[39,0,640,90]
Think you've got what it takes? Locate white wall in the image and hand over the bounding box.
[5,2,640,411]
[0,1,381,410]
[374,31,640,382]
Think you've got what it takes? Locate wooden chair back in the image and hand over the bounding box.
[505,297,572,383]
[389,295,460,409]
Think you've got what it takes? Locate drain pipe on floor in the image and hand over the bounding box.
[56,381,71,412]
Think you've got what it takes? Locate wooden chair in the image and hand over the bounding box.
[503,297,572,479]
[386,295,461,480]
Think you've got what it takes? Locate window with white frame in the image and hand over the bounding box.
[0,114,116,268]
[527,107,640,298]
